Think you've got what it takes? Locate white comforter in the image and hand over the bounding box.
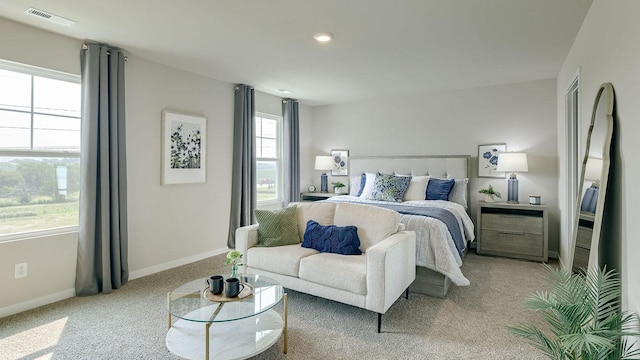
[326,196,474,286]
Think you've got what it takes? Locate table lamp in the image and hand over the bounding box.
[496,152,528,204]
[584,157,603,188]
[314,156,334,192]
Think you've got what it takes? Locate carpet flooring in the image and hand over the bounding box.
[0,251,552,360]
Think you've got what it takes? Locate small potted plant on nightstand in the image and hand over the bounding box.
[479,184,501,203]
[332,182,347,194]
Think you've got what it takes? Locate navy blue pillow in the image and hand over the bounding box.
[356,173,367,197]
[302,220,362,255]
[426,178,455,201]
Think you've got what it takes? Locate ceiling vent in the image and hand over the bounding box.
[25,8,75,26]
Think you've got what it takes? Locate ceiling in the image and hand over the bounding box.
[0,0,592,106]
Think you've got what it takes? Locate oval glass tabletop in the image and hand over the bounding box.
[166,274,283,323]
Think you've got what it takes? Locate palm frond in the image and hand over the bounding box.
[508,265,640,360]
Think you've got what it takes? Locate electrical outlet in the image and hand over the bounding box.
[15,262,27,279]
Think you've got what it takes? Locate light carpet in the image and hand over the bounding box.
[0,251,551,360]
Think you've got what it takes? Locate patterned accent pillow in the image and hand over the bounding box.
[254,206,300,247]
[426,178,455,201]
[368,173,412,202]
[302,220,361,255]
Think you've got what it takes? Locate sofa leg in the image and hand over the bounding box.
[377,313,382,333]
[405,288,409,299]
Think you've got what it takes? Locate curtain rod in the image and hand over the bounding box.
[82,44,128,61]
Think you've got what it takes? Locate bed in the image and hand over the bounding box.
[323,155,475,297]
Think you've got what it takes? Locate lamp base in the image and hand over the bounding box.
[507,175,519,204]
[320,173,328,193]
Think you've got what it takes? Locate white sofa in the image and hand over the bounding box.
[235,201,416,332]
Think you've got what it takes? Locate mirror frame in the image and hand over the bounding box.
[569,82,614,272]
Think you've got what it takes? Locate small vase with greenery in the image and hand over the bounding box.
[332,181,347,194]
[479,184,501,202]
[509,265,640,360]
[225,250,243,279]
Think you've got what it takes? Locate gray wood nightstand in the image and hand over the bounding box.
[300,192,340,202]
[477,202,548,262]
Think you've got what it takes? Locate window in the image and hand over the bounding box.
[0,60,81,238]
[255,113,282,204]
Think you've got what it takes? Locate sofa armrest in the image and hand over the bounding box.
[365,230,416,313]
[235,224,259,257]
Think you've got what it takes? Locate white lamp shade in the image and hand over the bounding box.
[496,152,528,172]
[314,156,334,171]
[584,157,603,181]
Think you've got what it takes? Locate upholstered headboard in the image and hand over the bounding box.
[349,155,471,209]
[349,155,470,179]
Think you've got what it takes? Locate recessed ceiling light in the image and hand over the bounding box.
[277,89,291,94]
[313,33,333,42]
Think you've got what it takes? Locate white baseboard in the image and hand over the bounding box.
[0,288,75,318]
[129,246,228,280]
[0,247,229,319]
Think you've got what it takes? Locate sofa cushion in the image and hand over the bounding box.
[333,203,400,252]
[302,220,362,255]
[247,244,319,277]
[299,253,367,295]
[255,206,300,247]
[293,202,336,239]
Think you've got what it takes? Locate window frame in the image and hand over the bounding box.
[255,112,283,206]
[0,59,81,242]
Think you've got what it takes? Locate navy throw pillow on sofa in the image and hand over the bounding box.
[426,178,455,201]
[302,220,362,255]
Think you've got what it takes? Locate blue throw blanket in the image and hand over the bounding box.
[326,198,466,257]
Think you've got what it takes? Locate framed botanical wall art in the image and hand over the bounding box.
[162,110,207,185]
[478,143,506,178]
[331,149,349,176]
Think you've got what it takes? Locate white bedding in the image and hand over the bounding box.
[326,196,474,286]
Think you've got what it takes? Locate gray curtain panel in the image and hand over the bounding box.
[282,99,300,206]
[75,43,129,296]
[228,84,256,248]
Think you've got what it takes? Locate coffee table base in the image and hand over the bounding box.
[166,309,283,360]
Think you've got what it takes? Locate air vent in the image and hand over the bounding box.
[25,8,75,26]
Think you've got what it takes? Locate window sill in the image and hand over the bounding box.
[0,226,78,244]
[257,199,283,210]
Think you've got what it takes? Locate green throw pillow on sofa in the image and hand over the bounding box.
[255,206,300,247]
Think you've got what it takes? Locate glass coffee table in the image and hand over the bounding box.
[166,274,287,360]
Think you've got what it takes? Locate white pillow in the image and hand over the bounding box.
[358,172,377,199]
[448,178,469,209]
[403,175,430,201]
[349,175,363,196]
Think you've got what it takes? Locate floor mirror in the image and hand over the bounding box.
[570,83,615,273]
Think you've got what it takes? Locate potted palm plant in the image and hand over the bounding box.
[509,265,640,359]
[479,184,501,202]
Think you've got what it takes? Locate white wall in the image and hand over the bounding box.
[556,0,640,312]
[0,17,313,316]
[310,79,560,253]
[0,18,83,316]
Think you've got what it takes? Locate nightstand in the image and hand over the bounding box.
[477,202,548,262]
[300,192,340,202]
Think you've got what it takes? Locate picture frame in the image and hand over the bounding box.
[331,149,349,176]
[161,110,207,185]
[478,143,506,178]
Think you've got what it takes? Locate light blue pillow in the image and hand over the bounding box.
[369,173,412,202]
[426,178,455,201]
